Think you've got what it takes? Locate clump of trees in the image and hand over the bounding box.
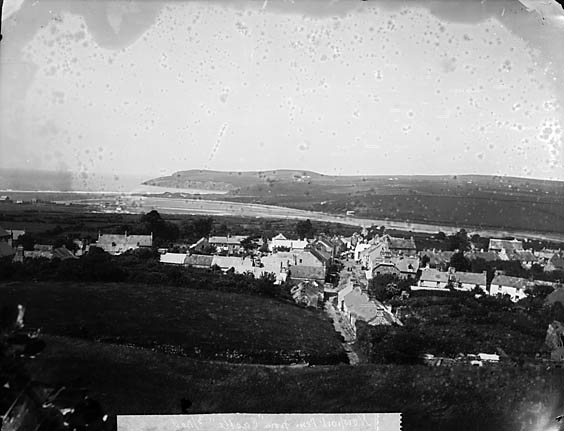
[368,274,413,302]
[180,217,214,243]
[296,219,315,239]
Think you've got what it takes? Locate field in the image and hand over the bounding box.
[0,281,345,364]
[25,335,564,431]
[0,202,358,238]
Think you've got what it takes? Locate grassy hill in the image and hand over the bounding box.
[26,335,564,431]
[0,281,346,365]
[144,170,564,234]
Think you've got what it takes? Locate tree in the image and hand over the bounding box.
[296,219,314,239]
[16,233,37,251]
[421,254,430,268]
[240,237,258,254]
[448,229,470,251]
[449,251,471,272]
[140,210,179,243]
[193,217,214,238]
[257,272,279,297]
[215,223,229,236]
[525,284,554,300]
[369,274,411,302]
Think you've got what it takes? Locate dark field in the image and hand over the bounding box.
[0,282,345,364]
[0,203,358,238]
[26,335,564,431]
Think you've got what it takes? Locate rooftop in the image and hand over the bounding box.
[491,274,529,290]
[419,267,450,283]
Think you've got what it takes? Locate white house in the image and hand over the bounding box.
[268,233,310,252]
[94,232,153,255]
[489,274,529,302]
[354,242,373,262]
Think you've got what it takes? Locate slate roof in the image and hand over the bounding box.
[491,274,529,290]
[308,246,331,264]
[289,265,326,281]
[455,271,487,286]
[392,257,420,273]
[211,256,254,270]
[508,250,536,261]
[419,267,450,283]
[372,261,400,272]
[185,254,214,267]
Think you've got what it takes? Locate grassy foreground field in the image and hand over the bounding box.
[25,335,564,431]
[0,281,345,364]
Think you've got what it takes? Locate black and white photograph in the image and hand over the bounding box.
[1,0,564,430]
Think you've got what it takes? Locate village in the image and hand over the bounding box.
[3,214,564,368]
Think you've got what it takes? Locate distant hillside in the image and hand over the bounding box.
[143,169,328,191]
[144,170,564,235]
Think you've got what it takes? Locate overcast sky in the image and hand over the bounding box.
[1,0,563,184]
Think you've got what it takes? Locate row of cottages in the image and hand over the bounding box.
[94,232,153,255]
[163,253,288,284]
[486,238,541,268]
[416,267,556,302]
[12,245,77,262]
[165,247,330,285]
[415,267,488,292]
